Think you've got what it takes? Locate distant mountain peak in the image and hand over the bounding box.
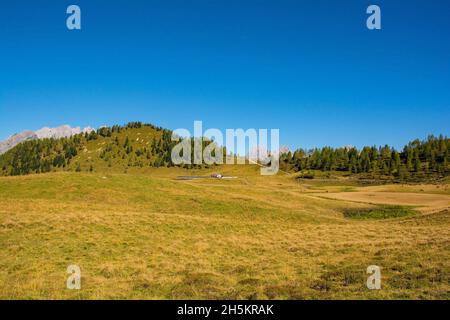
[35,125,94,139]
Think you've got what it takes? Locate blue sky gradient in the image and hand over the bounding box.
[0,0,449,149]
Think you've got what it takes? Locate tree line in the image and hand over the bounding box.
[280,135,449,179]
[0,135,81,176]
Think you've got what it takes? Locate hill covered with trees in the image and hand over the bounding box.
[0,122,217,176]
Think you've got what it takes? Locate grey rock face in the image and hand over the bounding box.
[35,125,94,139]
[0,131,38,155]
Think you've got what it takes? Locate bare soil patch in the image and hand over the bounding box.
[319,192,450,213]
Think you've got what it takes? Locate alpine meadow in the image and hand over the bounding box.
[1,0,450,304]
[0,122,449,299]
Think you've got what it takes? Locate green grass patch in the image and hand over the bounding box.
[343,205,417,220]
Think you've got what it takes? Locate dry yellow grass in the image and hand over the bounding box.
[0,167,449,299]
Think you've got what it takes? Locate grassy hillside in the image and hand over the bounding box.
[68,123,170,173]
[0,122,179,176]
[0,167,448,299]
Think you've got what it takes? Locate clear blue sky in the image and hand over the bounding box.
[0,0,449,150]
